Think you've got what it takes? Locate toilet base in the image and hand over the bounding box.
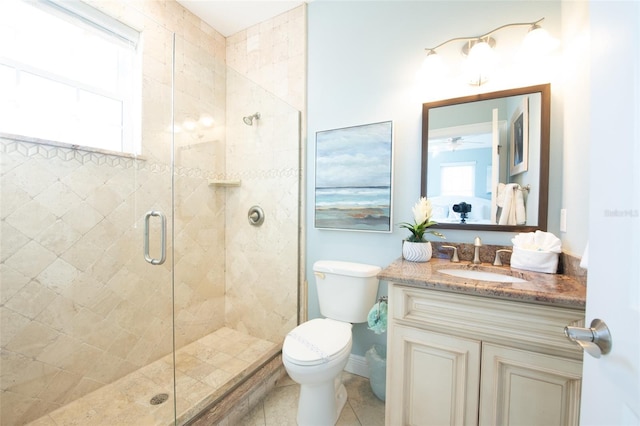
[335,382,347,420]
[296,375,347,426]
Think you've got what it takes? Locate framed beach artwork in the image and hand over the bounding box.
[315,121,393,232]
[510,96,529,176]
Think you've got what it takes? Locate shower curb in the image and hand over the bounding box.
[186,352,286,425]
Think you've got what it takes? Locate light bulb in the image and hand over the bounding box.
[468,41,495,64]
[465,41,498,85]
[522,26,560,56]
[419,50,446,82]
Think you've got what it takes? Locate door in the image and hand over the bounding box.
[490,108,500,224]
[581,1,640,424]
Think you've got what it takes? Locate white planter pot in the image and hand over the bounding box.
[402,241,432,262]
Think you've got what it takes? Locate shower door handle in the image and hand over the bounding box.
[144,210,166,265]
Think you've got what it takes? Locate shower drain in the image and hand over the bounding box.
[150,393,169,405]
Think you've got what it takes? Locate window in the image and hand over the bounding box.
[0,0,140,154]
[440,162,476,196]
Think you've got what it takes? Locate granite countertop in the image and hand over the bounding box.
[379,258,586,309]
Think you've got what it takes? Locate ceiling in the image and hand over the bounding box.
[176,1,306,37]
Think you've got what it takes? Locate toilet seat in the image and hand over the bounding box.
[283,318,352,366]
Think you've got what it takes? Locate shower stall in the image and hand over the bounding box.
[0,2,301,425]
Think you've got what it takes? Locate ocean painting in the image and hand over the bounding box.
[315,121,393,232]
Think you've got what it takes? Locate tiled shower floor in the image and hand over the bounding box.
[27,328,279,426]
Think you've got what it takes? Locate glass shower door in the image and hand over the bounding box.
[0,3,178,424]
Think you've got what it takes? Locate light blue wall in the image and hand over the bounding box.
[307,1,564,356]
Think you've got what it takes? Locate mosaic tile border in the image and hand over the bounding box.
[1,136,300,182]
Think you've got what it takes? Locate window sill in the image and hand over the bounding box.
[0,132,146,161]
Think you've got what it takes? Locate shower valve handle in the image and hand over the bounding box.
[248,205,265,226]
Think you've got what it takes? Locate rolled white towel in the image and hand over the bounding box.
[512,230,562,253]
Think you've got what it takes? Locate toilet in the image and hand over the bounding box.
[282,260,381,426]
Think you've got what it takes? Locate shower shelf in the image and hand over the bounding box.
[208,179,241,187]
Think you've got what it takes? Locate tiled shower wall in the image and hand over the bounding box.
[0,2,305,423]
[224,7,306,342]
[0,1,229,424]
[223,70,300,343]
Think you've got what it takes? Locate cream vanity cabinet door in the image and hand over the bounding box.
[387,325,481,426]
[386,283,584,426]
[478,343,582,425]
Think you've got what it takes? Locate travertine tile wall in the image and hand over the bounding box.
[1,139,177,424]
[223,70,300,343]
[224,6,306,343]
[226,7,306,114]
[1,2,304,423]
[0,1,230,424]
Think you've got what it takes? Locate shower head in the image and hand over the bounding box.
[243,112,260,126]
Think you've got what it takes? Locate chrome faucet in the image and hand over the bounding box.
[473,236,482,264]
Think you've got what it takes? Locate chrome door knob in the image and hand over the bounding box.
[564,318,612,358]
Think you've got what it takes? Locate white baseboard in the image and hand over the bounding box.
[344,354,369,378]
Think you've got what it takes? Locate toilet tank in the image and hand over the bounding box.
[314,260,381,323]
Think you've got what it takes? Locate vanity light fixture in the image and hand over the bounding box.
[422,18,558,86]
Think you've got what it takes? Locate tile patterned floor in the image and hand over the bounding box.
[239,372,386,426]
[27,328,278,426]
[25,323,384,426]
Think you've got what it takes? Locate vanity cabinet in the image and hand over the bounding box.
[386,284,584,426]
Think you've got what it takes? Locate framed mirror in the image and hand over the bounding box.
[421,84,550,232]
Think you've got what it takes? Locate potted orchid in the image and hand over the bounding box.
[399,197,445,262]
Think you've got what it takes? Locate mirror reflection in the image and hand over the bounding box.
[421,84,550,232]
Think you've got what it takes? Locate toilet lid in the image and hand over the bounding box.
[283,318,351,365]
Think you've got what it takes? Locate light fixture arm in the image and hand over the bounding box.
[424,18,545,53]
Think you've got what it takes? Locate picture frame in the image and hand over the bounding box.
[315,120,393,232]
[510,97,529,176]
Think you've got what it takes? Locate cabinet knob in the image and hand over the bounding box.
[564,318,612,358]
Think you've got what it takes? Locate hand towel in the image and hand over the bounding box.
[498,184,526,225]
[515,187,526,225]
[367,300,388,335]
[498,183,519,225]
[496,183,506,207]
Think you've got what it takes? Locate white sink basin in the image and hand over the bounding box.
[438,269,527,283]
